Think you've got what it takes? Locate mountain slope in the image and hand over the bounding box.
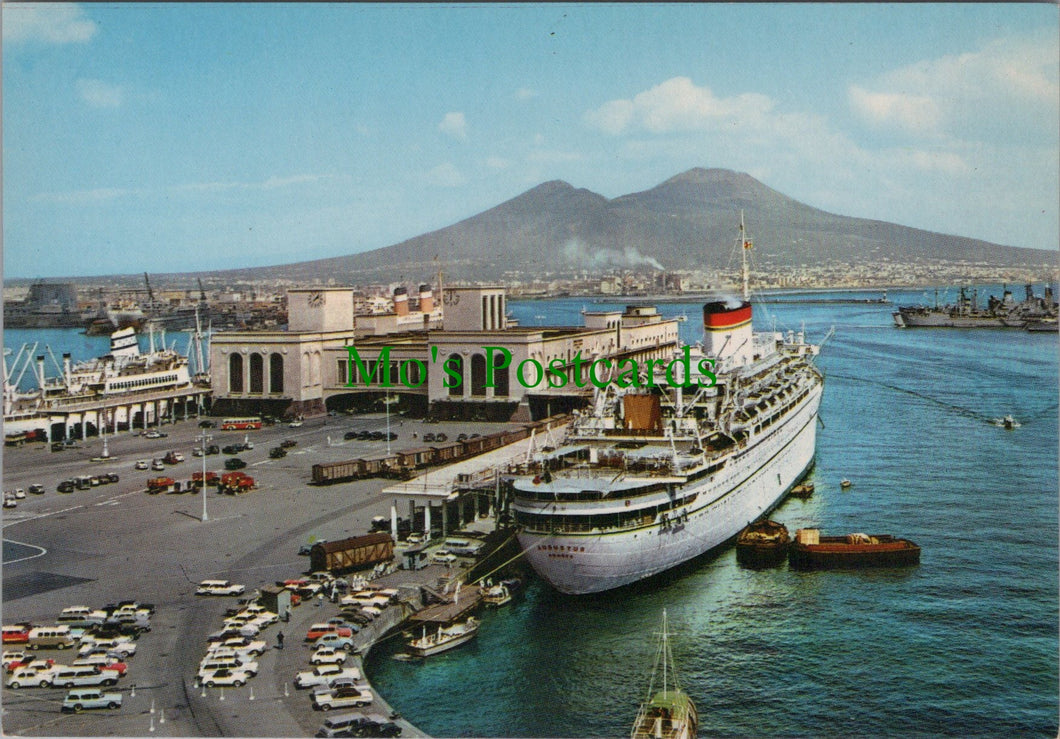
[202,167,1055,284]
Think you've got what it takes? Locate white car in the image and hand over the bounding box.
[311,647,348,665]
[196,580,246,596]
[199,667,252,688]
[78,639,135,658]
[288,420,303,427]
[199,656,258,679]
[134,460,149,470]
[208,637,266,656]
[312,685,373,711]
[7,665,58,689]
[151,459,165,471]
[294,664,361,689]
[13,488,26,499]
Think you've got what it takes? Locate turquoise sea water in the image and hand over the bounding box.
[366,289,1059,737]
[5,289,1058,736]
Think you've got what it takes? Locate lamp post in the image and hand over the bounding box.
[197,428,211,522]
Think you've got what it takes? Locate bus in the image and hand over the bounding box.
[220,417,263,431]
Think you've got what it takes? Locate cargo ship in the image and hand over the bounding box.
[509,216,824,594]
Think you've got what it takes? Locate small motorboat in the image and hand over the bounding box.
[482,582,513,608]
[405,617,478,658]
[789,482,814,499]
[839,478,852,489]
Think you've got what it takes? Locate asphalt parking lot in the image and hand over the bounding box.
[2,412,515,736]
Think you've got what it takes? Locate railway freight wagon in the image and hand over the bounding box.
[310,415,571,484]
[309,533,394,574]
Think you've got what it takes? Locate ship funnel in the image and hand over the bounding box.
[394,286,409,317]
[110,327,140,357]
[36,355,46,389]
[63,353,72,388]
[703,296,753,366]
[418,284,434,313]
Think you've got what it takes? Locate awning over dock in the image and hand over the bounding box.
[380,420,570,500]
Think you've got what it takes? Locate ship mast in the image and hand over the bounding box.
[739,211,751,301]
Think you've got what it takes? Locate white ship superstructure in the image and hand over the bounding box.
[509,217,825,594]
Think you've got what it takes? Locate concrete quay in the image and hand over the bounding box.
[1,411,525,737]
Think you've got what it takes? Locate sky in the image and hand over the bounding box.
[3,3,1058,279]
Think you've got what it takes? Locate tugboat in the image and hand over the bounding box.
[631,610,697,739]
[789,529,920,569]
[735,520,791,567]
[405,617,479,657]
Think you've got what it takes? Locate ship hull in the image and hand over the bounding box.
[516,384,821,595]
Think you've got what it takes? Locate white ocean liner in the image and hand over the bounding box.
[510,217,824,594]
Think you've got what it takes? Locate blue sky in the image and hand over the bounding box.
[3,3,1057,279]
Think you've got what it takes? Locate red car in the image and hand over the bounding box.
[2,624,32,644]
[5,657,54,674]
[304,624,353,642]
[73,657,128,676]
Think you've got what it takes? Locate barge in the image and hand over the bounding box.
[789,529,920,569]
[735,520,790,568]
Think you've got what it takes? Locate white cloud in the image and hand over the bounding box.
[849,32,1058,141]
[848,86,942,134]
[173,174,341,194]
[31,187,134,204]
[2,3,96,44]
[584,77,774,136]
[77,78,123,108]
[438,112,468,141]
[423,162,466,188]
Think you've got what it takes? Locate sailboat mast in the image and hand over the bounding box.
[662,608,668,696]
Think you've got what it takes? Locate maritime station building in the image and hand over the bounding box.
[210,285,680,422]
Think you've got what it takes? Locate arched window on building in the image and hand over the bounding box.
[229,353,244,393]
[470,354,487,396]
[270,353,284,393]
[446,354,464,397]
[249,353,264,394]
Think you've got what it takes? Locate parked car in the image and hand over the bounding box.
[61,688,123,712]
[225,458,247,470]
[144,430,167,439]
[311,646,348,665]
[7,665,57,688]
[206,445,221,455]
[51,665,120,688]
[28,484,45,495]
[200,667,253,688]
[78,638,135,659]
[196,580,246,596]
[312,685,373,711]
[305,624,353,642]
[281,439,298,448]
[198,420,215,428]
[4,656,54,674]
[199,656,258,680]
[2,624,32,645]
[269,447,287,459]
[134,460,149,470]
[72,656,128,676]
[314,711,379,738]
[151,459,166,471]
[294,665,361,689]
[316,632,357,650]
[207,636,267,656]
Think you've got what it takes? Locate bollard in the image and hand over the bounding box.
[149,713,156,733]
[201,683,207,698]
[283,682,289,697]
[150,698,155,714]
[159,708,165,725]
[131,683,136,698]
[249,685,255,701]
[219,688,225,702]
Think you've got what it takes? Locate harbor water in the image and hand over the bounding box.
[366,289,1059,737]
[4,288,1058,736]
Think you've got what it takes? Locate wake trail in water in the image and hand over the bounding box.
[827,372,998,424]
